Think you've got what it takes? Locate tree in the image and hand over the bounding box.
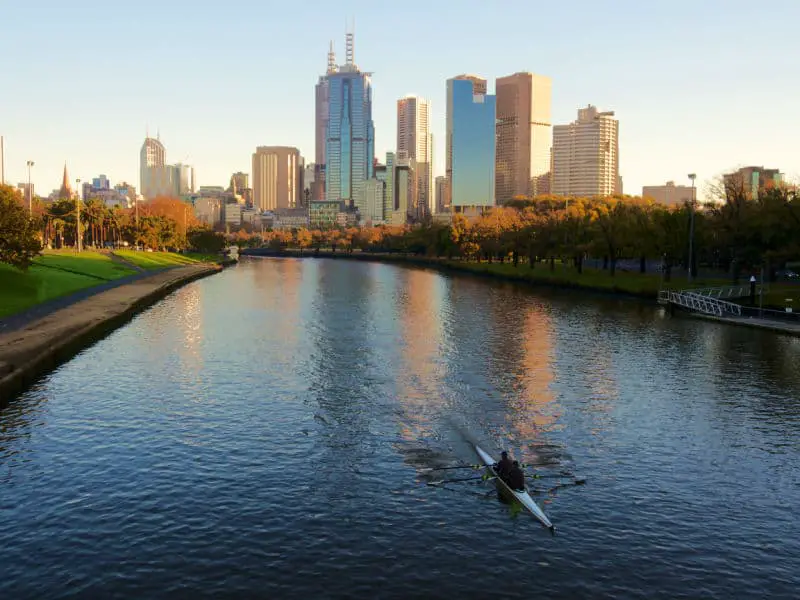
[0,184,42,269]
[295,228,312,254]
[188,227,226,253]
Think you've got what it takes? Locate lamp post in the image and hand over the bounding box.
[76,178,82,252]
[687,173,697,283]
[26,160,35,215]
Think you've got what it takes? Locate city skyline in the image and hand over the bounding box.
[2,1,798,200]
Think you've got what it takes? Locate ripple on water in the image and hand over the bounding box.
[1,259,799,599]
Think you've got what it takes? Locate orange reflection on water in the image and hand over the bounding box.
[504,306,561,462]
[395,268,446,443]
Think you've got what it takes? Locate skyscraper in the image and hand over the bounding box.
[252,146,302,212]
[495,72,552,202]
[397,95,433,220]
[552,105,620,197]
[446,75,496,212]
[325,30,375,217]
[140,136,166,198]
[435,176,449,214]
[314,42,337,201]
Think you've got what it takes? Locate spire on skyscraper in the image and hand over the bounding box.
[327,40,336,74]
[345,20,355,67]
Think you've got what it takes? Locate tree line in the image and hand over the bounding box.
[0,185,227,269]
[227,187,799,283]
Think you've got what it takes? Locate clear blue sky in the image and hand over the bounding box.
[2,0,798,200]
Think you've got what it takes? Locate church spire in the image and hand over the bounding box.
[59,162,73,199]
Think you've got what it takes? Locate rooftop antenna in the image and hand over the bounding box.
[327,40,336,73]
[345,18,355,67]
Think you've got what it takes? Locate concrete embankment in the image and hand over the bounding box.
[0,264,221,406]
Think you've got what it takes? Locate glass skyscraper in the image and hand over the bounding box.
[325,32,375,215]
[446,76,496,210]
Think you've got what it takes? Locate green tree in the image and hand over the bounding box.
[0,184,42,269]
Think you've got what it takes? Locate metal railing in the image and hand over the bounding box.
[687,285,766,299]
[658,290,743,317]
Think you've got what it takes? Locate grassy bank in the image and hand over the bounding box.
[0,251,220,319]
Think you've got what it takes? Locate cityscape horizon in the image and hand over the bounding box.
[2,2,798,201]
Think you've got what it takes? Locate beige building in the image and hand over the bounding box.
[435,176,450,214]
[642,181,694,206]
[252,146,302,212]
[495,72,552,201]
[552,105,620,198]
[397,95,433,219]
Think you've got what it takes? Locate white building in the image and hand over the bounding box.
[363,178,385,225]
[552,105,620,198]
[397,95,433,218]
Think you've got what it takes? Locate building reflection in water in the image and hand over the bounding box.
[393,268,448,445]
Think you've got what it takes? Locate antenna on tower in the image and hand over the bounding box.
[345,18,355,67]
[327,40,336,73]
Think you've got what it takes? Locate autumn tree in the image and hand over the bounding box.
[0,184,42,269]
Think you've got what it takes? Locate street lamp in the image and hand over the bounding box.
[26,160,34,215]
[687,173,697,283]
[76,178,82,252]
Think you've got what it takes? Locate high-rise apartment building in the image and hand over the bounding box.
[252,146,302,212]
[446,75,496,211]
[552,105,620,197]
[397,95,433,219]
[314,42,337,201]
[325,31,375,217]
[495,72,552,201]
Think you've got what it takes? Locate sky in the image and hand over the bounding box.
[1,0,799,201]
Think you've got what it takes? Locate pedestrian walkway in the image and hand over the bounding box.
[689,312,800,337]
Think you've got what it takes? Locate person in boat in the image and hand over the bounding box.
[507,460,525,492]
[494,451,513,481]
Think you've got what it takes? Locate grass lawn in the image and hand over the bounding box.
[755,284,800,310]
[442,260,727,297]
[113,250,209,270]
[34,251,136,280]
[0,252,136,318]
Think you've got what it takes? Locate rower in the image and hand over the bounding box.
[508,460,525,492]
[494,451,513,481]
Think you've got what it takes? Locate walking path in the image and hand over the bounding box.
[690,312,800,337]
[0,263,220,405]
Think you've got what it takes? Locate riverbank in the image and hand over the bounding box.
[0,263,222,406]
[240,248,714,300]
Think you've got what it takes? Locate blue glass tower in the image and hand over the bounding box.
[447,76,496,209]
[325,32,375,214]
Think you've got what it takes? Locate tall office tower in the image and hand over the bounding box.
[174,163,194,195]
[397,95,433,219]
[495,72,552,202]
[252,146,302,212]
[380,152,395,222]
[552,105,620,197]
[140,136,167,199]
[314,41,337,200]
[325,30,375,217]
[435,176,450,214]
[446,75,496,212]
[230,172,249,192]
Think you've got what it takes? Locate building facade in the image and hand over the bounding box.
[397,95,433,219]
[325,32,375,217]
[140,137,166,199]
[642,181,694,206]
[314,42,337,201]
[252,146,302,212]
[435,176,450,214]
[723,166,783,201]
[552,105,620,198]
[310,200,343,229]
[495,72,552,202]
[446,75,496,211]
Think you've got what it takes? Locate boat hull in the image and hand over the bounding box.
[474,445,554,531]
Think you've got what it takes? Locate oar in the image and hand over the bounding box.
[427,474,497,486]
[418,464,482,473]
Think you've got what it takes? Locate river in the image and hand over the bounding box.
[1,257,799,599]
